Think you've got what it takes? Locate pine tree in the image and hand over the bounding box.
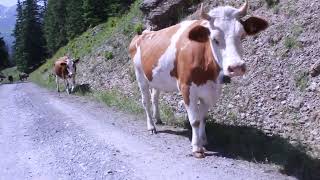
[13,0,46,72]
[0,35,9,70]
[44,0,67,55]
[66,0,85,41]
[13,0,26,71]
[82,0,102,27]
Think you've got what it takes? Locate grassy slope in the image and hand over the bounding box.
[30,0,142,88]
[29,1,148,116]
[1,66,21,83]
[29,0,182,125]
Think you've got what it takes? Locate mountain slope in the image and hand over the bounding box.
[31,0,320,179]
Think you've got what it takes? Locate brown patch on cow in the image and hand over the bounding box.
[241,16,268,35]
[188,25,210,43]
[171,21,220,106]
[129,25,180,81]
[179,83,190,105]
[54,56,69,79]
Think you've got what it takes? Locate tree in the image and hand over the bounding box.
[82,0,104,27]
[13,0,26,71]
[44,0,67,55]
[66,0,86,41]
[0,36,9,70]
[13,0,46,72]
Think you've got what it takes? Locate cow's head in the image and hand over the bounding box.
[192,1,268,78]
[63,56,80,78]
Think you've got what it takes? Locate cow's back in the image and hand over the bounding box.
[54,59,68,79]
[129,25,181,81]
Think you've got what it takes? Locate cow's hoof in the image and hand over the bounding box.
[155,119,164,125]
[193,152,205,159]
[200,147,208,153]
[149,128,157,135]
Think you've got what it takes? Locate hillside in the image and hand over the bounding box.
[31,0,320,179]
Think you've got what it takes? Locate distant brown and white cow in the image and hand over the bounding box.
[53,56,79,94]
[129,1,268,158]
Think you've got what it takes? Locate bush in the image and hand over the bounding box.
[134,23,144,35]
[105,51,114,60]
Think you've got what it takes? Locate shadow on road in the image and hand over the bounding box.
[158,122,320,180]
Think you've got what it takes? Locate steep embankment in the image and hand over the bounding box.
[31,0,320,179]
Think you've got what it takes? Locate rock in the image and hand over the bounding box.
[141,0,196,30]
[289,97,304,109]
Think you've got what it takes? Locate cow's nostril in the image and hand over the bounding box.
[241,64,246,72]
[228,66,234,73]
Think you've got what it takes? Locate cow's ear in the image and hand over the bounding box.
[188,25,210,42]
[241,16,268,35]
[73,58,80,64]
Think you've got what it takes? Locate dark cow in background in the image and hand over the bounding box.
[53,55,80,94]
[0,74,5,82]
[19,72,29,81]
[8,75,13,83]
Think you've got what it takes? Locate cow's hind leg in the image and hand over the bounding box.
[55,75,60,92]
[135,70,156,134]
[151,88,163,125]
[199,99,209,148]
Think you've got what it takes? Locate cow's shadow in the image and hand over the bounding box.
[158,121,320,180]
[73,83,91,95]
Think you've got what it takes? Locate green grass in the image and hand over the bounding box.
[95,89,144,114]
[1,67,22,83]
[284,36,301,50]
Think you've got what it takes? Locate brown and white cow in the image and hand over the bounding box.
[129,0,268,158]
[53,56,79,94]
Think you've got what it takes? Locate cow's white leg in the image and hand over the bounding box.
[135,69,156,134]
[181,85,204,158]
[199,99,209,147]
[55,75,60,92]
[151,88,163,125]
[64,79,70,94]
[71,76,76,93]
[185,100,204,158]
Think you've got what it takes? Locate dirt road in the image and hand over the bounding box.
[0,83,296,180]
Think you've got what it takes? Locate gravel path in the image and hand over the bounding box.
[0,82,296,180]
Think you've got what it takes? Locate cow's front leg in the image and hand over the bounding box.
[199,99,209,148]
[55,75,60,92]
[64,79,70,94]
[70,76,76,93]
[180,84,204,158]
[151,88,163,125]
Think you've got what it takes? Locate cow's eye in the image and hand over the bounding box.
[213,38,220,45]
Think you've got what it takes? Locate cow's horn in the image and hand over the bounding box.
[199,3,211,20]
[237,0,248,17]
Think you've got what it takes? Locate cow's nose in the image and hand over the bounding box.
[227,63,246,75]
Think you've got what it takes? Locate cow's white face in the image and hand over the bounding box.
[65,57,79,78]
[208,7,246,77]
[200,1,268,78]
